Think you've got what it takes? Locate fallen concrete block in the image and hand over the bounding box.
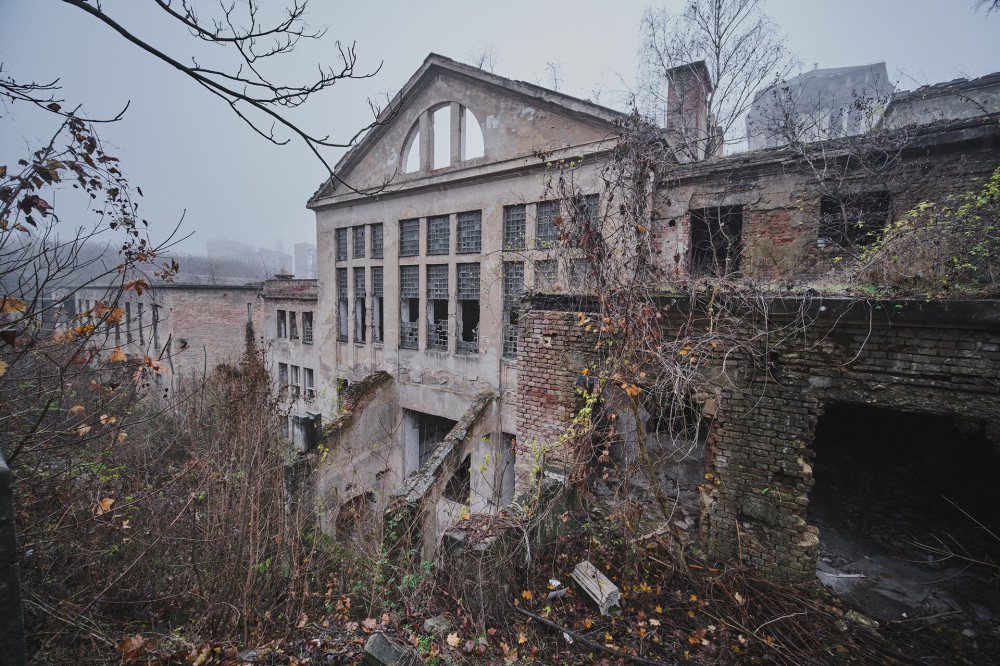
[570,560,620,616]
[363,632,424,666]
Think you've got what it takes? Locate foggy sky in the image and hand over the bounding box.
[1,0,997,255]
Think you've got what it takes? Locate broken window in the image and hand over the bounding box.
[443,454,472,504]
[354,267,366,343]
[336,491,376,541]
[302,311,313,344]
[402,125,421,174]
[304,367,315,398]
[689,206,743,276]
[461,107,485,160]
[456,210,482,254]
[278,362,288,389]
[536,200,560,247]
[432,105,451,170]
[289,310,298,340]
[335,228,348,262]
[371,223,384,259]
[456,263,480,354]
[426,264,449,351]
[353,225,366,259]
[399,218,419,257]
[137,303,145,345]
[406,411,457,469]
[535,259,558,290]
[125,303,132,343]
[399,265,419,349]
[819,192,892,249]
[427,215,450,255]
[574,193,600,231]
[336,267,348,342]
[503,261,524,360]
[290,365,300,395]
[277,309,287,338]
[372,266,384,343]
[152,304,160,349]
[504,204,526,250]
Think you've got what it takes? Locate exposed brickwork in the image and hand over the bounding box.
[519,296,1000,583]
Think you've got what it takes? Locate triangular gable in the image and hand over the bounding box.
[309,54,626,206]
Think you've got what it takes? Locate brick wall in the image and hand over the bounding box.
[518,296,1000,582]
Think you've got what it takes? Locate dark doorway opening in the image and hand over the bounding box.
[808,403,1000,624]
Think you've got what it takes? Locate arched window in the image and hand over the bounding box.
[401,124,421,174]
[401,103,486,175]
[462,107,484,160]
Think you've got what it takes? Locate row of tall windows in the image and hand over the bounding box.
[276,310,314,343]
[335,223,384,262]
[277,362,315,398]
[336,265,384,344]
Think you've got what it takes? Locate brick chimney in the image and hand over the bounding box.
[665,61,713,161]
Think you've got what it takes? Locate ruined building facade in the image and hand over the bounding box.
[285,54,1000,585]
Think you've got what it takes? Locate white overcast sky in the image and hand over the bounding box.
[1,1,998,256]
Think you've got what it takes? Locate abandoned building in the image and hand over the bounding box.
[65,282,264,390]
[279,53,1000,619]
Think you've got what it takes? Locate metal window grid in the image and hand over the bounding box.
[336,228,348,261]
[399,219,419,257]
[578,194,599,228]
[457,333,478,354]
[456,211,482,254]
[354,267,366,298]
[400,321,419,349]
[371,223,384,259]
[504,205,526,250]
[427,215,450,255]
[456,263,480,300]
[336,268,348,299]
[353,226,366,258]
[426,264,449,299]
[372,266,384,297]
[503,262,524,306]
[535,259,558,288]
[302,312,313,343]
[536,200,560,246]
[400,265,419,299]
[502,322,518,359]
[427,320,448,350]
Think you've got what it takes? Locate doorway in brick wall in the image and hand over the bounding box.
[807,403,1000,626]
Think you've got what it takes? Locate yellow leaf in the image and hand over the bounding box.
[109,347,127,363]
[521,590,532,600]
[687,610,695,618]
[649,619,660,627]
[0,359,7,378]
[689,594,698,602]
[446,633,460,648]
[105,307,125,324]
[70,405,85,413]
[1,296,27,315]
[655,605,662,613]
[517,632,527,645]
[97,497,115,515]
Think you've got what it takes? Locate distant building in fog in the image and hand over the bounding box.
[294,243,317,278]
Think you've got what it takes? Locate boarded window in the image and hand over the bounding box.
[504,204,526,250]
[536,200,560,247]
[690,206,743,276]
[456,210,482,254]
[336,228,348,262]
[427,215,450,255]
[399,219,419,257]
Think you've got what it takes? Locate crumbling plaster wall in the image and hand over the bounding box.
[517,297,1000,583]
[653,119,1000,281]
